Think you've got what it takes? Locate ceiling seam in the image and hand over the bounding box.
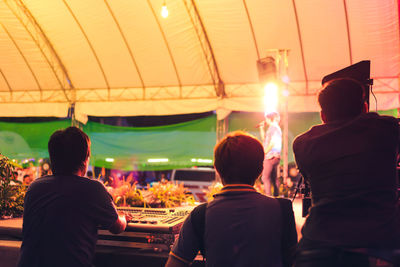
[343,0,353,65]
[189,0,225,97]
[243,0,260,60]
[0,22,43,101]
[147,0,182,97]
[62,0,111,100]
[103,0,146,99]
[291,0,309,94]
[5,0,70,102]
[182,0,216,91]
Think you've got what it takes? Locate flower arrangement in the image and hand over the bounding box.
[0,154,26,218]
[146,179,195,208]
[106,181,145,208]
[105,176,195,208]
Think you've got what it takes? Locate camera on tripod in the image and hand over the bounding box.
[299,177,311,217]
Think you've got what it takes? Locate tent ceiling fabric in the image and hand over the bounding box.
[0,0,398,118]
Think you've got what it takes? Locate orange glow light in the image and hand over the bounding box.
[263,82,279,115]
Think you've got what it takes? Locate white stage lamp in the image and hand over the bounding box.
[161,3,169,18]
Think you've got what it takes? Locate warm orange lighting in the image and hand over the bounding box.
[282,89,290,97]
[282,75,290,84]
[263,82,279,115]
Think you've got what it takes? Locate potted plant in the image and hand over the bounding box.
[0,153,25,219]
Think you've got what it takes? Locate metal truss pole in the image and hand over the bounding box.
[265,49,290,184]
[280,50,289,185]
[216,116,229,143]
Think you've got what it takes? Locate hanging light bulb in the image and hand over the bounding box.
[161,1,169,18]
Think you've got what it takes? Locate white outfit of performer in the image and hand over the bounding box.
[262,120,282,196]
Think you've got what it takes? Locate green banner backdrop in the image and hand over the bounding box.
[0,109,397,170]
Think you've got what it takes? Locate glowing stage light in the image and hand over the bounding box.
[282,89,290,97]
[161,3,169,18]
[263,82,279,114]
[282,75,290,84]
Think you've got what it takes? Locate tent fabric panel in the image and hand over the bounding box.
[347,0,400,77]
[0,0,398,114]
[105,0,191,87]
[295,0,351,80]
[0,3,61,91]
[151,0,213,86]
[196,0,259,84]
[23,0,108,89]
[244,0,304,82]
[0,7,39,91]
[64,0,143,88]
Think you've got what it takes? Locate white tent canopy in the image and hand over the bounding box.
[0,0,399,120]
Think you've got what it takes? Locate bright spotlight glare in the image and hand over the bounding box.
[161,5,169,18]
[264,82,279,114]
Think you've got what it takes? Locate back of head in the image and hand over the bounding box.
[214,131,264,185]
[265,111,280,123]
[318,78,365,122]
[48,127,90,175]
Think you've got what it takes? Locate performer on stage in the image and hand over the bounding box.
[259,111,282,196]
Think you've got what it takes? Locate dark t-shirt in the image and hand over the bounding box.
[18,175,118,267]
[293,113,400,248]
[171,184,297,267]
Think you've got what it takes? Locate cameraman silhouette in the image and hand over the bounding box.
[293,78,400,266]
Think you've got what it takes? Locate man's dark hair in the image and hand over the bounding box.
[318,78,366,122]
[48,127,91,175]
[214,131,264,185]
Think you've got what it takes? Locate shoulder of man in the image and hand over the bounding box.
[361,112,399,131]
[26,175,54,192]
[84,178,112,196]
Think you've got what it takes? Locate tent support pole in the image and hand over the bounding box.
[216,116,229,143]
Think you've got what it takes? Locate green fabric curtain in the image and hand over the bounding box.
[0,120,72,159]
[0,109,397,170]
[0,116,217,171]
[85,116,216,170]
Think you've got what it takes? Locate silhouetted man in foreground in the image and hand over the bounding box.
[18,127,129,267]
[293,78,400,266]
[166,131,297,267]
